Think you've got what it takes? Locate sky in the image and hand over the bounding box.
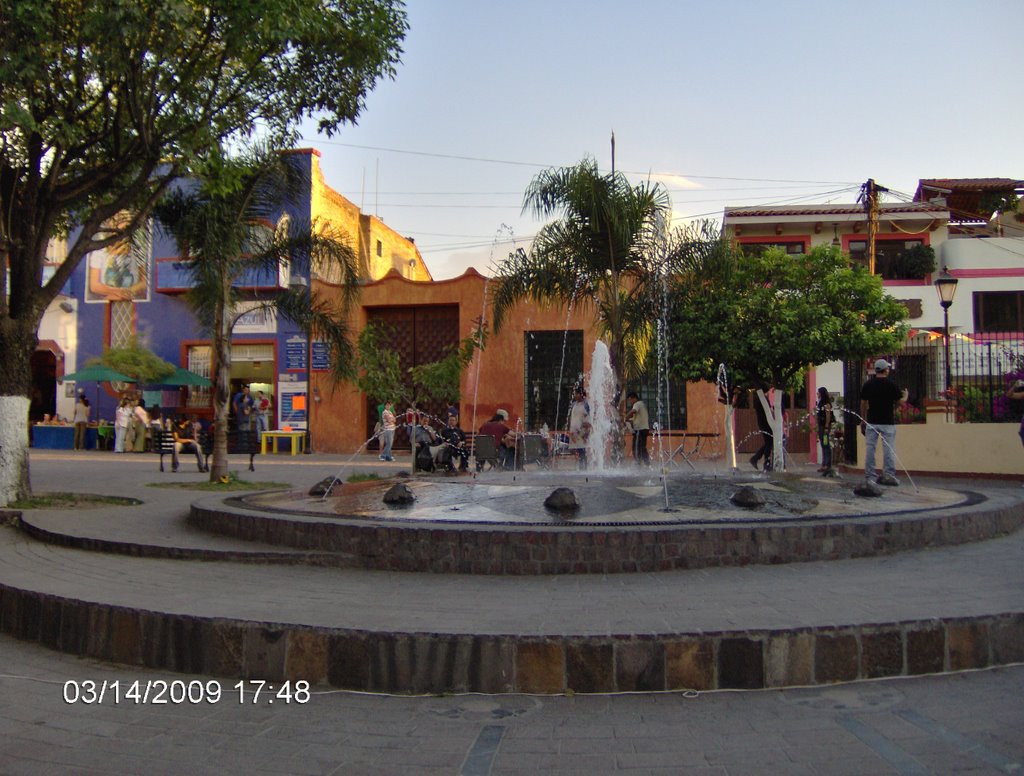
[297,0,1024,281]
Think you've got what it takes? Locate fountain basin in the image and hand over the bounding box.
[188,472,1024,575]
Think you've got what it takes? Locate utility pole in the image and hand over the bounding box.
[860,178,888,275]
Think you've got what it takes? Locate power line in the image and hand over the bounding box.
[312,139,859,186]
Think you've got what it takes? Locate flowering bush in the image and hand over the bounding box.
[894,402,925,424]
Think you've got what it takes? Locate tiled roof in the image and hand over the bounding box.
[915,178,1024,198]
[723,203,941,219]
[914,178,1024,223]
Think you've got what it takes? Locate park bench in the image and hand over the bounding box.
[153,428,178,472]
[201,429,259,472]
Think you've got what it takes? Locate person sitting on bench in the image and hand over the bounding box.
[437,413,469,472]
[172,416,207,473]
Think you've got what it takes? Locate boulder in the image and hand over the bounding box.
[730,486,766,509]
[383,482,416,505]
[544,487,580,513]
[309,477,339,497]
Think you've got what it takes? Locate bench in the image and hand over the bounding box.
[201,430,259,472]
[153,428,178,472]
[153,427,208,473]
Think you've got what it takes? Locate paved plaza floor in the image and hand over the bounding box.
[0,450,1021,774]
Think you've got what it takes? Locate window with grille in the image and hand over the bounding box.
[524,331,584,431]
[186,345,213,408]
[109,301,134,347]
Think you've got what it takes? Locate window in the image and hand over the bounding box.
[738,242,805,257]
[376,240,383,257]
[848,239,928,280]
[186,345,212,408]
[974,291,1024,332]
[524,331,584,431]
[109,301,134,347]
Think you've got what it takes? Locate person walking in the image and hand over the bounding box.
[72,392,90,450]
[860,359,908,487]
[114,398,132,453]
[815,387,834,474]
[379,400,396,462]
[253,391,271,439]
[568,386,591,470]
[624,390,650,465]
[232,385,254,431]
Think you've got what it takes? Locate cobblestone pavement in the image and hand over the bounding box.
[0,451,1021,774]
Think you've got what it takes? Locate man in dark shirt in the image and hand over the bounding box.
[438,414,469,472]
[860,359,908,486]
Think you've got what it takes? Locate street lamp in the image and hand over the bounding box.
[934,266,959,398]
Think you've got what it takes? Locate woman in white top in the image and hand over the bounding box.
[114,398,132,453]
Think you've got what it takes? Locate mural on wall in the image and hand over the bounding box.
[85,213,151,303]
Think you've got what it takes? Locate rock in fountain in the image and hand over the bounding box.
[544,487,580,513]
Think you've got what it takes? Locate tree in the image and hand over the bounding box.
[153,146,361,481]
[491,157,672,391]
[93,337,175,386]
[409,326,487,409]
[354,322,406,409]
[0,1,406,503]
[356,321,486,413]
[668,243,909,470]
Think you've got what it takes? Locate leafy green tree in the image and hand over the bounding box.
[0,0,406,502]
[354,322,406,410]
[154,146,361,481]
[668,243,909,469]
[91,337,175,386]
[409,326,487,409]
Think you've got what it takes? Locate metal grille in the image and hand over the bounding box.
[186,345,212,409]
[109,301,133,347]
[524,330,584,432]
[843,333,1024,460]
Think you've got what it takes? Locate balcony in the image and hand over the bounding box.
[155,258,288,294]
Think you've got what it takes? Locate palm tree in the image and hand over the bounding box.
[154,145,360,480]
[491,157,672,392]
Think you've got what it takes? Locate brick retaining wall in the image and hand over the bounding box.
[1,583,1021,693]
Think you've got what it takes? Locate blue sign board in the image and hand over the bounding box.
[285,338,307,372]
[311,341,331,372]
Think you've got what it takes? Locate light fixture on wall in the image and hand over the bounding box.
[59,300,74,313]
[831,224,840,248]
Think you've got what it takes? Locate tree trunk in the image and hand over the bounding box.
[755,388,786,473]
[209,280,233,481]
[0,317,38,505]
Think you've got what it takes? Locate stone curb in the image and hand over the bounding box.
[1,582,1020,693]
[16,514,355,568]
[189,491,1024,575]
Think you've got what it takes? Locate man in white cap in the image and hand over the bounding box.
[859,358,908,487]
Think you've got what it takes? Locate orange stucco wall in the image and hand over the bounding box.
[312,267,605,454]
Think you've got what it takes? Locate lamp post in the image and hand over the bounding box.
[934,266,959,400]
